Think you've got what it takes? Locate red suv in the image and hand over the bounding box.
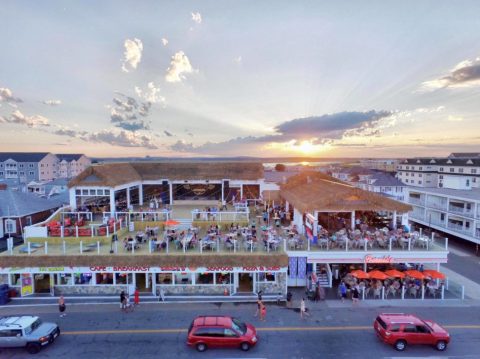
[187,316,258,352]
[374,313,450,351]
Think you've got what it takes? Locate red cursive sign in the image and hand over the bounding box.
[364,255,393,264]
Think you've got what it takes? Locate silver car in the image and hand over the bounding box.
[0,315,60,354]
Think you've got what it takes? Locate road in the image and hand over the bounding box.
[1,302,480,359]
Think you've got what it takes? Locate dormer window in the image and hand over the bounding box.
[466,159,473,164]
[446,159,452,164]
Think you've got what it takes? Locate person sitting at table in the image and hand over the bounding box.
[123,238,129,250]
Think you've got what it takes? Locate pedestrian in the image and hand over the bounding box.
[339,281,347,302]
[58,296,66,317]
[352,285,360,306]
[314,285,321,302]
[286,291,293,308]
[259,303,267,321]
[254,299,262,317]
[134,288,140,306]
[300,298,310,319]
[120,290,126,311]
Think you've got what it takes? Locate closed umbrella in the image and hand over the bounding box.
[423,270,446,280]
[404,270,425,280]
[368,270,389,280]
[385,269,405,279]
[350,270,370,279]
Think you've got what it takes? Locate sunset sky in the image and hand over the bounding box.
[1,1,480,158]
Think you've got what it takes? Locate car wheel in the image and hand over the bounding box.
[394,340,407,351]
[240,342,250,351]
[26,343,41,354]
[196,343,207,352]
[435,340,447,351]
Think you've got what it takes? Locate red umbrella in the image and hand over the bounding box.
[350,270,370,279]
[368,270,389,280]
[164,219,180,227]
[404,270,425,280]
[423,270,446,280]
[385,269,405,279]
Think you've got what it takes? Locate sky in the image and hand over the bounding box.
[1,0,480,158]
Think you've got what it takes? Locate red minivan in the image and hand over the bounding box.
[187,316,258,352]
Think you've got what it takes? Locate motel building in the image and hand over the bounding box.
[0,164,449,300]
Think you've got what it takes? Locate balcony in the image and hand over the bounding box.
[408,197,425,206]
[448,206,475,218]
[447,222,474,236]
[409,212,425,221]
[426,202,448,211]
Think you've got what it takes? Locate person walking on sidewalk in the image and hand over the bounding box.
[300,298,310,319]
[259,302,267,321]
[120,291,126,311]
[134,288,140,306]
[339,281,347,302]
[58,296,66,318]
[352,285,360,307]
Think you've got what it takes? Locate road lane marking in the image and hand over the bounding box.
[61,324,480,336]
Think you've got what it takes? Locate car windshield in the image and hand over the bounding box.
[24,318,42,335]
[231,318,247,335]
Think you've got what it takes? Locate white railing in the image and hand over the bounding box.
[23,206,71,239]
[448,206,474,218]
[191,210,250,222]
[408,198,425,206]
[426,202,447,210]
[447,222,473,235]
[103,211,171,223]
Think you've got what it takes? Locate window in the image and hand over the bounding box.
[418,181,422,185]
[439,175,443,179]
[157,273,173,284]
[194,327,224,337]
[224,328,238,337]
[450,168,454,173]
[174,273,192,285]
[258,272,276,282]
[105,189,110,195]
[5,219,16,234]
[419,167,423,170]
[416,325,430,334]
[0,172,3,176]
[215,273,231,284]
[406,166,410,170]
[0,329,22,337]
[439,167,444,172]
[89,189,95,195]
[115,273,133,285]
[389,324,401,332]
[29,171,34,175]
[95,273,114,284]
[9,274,21,286]
[418,173,422,177]
[472,169,477,174]
[195,273,214,285]
[19,164,24,168]
[466,179,470,186]
[73,273,92,285]
[459,168,464,173]
[76,189,81,195]
[25,216,32,226]
[403,324,417,333]
[82,189,88,195]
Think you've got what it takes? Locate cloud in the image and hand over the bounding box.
[87,130,158,149]
[191,12,202,24]
[42,99,61,106]
[165,51,196,83]
[109,92,152,131]
[447,115,463,122]
[7,110,50,127]
[121,38,143,73]
[134,82,166,105]
[161,38,168,46]
[234,56,242,65]
[164,130,173,137]
[0,87,22,103]
[168,111,393,154]
[421,56,480,90]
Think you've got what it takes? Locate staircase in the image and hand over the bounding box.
[175,218,193,230]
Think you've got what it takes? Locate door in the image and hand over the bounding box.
[222,328,241,347]
[136,273,148,292]
[287,257,307,287]
[34,274,51,293]
[0,329,24,348]
[236,273,253,293]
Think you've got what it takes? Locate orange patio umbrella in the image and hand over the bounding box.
[404,270,425,280]
[368,270,389,280]
[385,269,405,279]
[423,270,446,280]
[164,219,180,227]
[350,270,370,279]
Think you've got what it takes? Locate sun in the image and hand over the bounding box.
[298,140,314,154]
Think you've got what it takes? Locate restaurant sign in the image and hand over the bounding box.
[364,255,394,264]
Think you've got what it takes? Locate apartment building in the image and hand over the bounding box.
[359,159,400,173]
[399,153,480,245]
[0,153,91,183]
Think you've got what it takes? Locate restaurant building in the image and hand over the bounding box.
[0,164,449,299]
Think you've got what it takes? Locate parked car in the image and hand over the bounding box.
[0,315,60,354]
[187,315,257,352]
[374,313,449,351]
